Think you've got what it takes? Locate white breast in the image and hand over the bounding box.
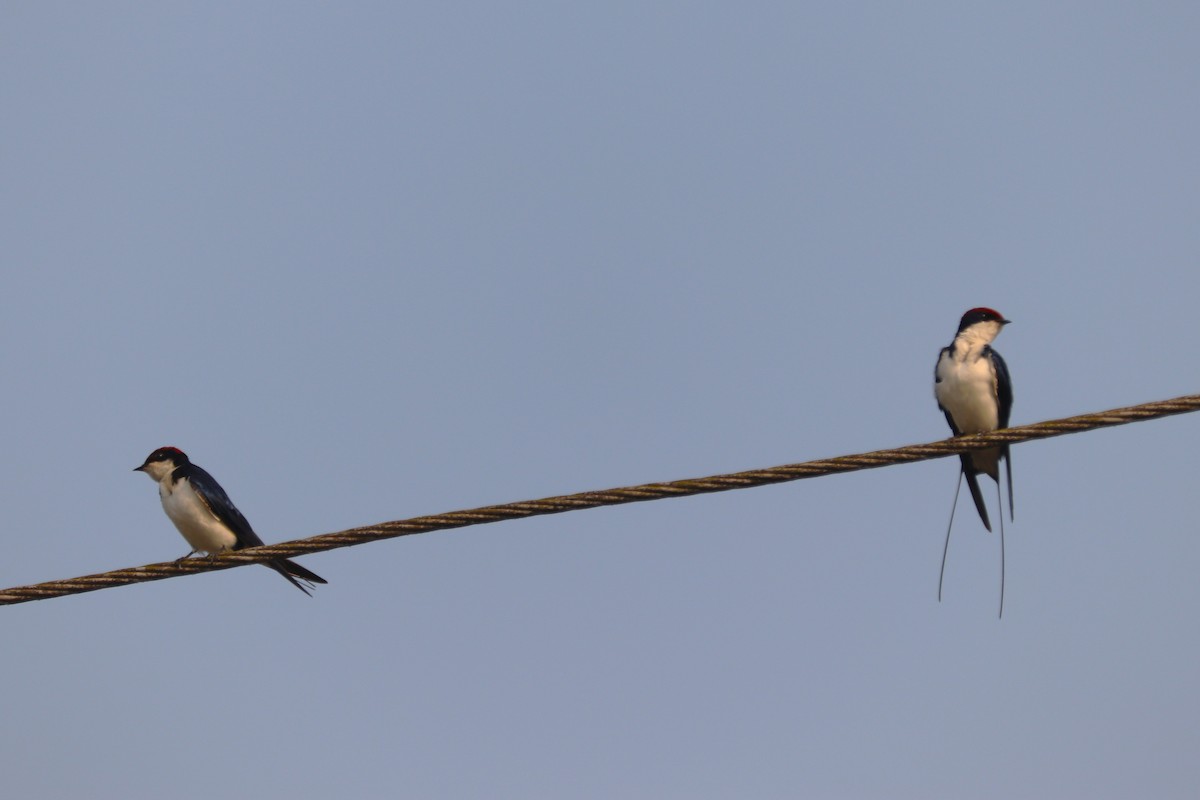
[935,350,999,434]
[158,478,238,555]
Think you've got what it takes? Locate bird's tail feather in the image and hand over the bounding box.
[1004,446,1014,521]
[961,455,992,532]
[997,479,1006,619]
[939,470,964,603]
[266,559,328,596]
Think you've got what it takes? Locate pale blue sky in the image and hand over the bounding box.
[3,3,1199,798]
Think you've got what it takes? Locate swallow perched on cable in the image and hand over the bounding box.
[934,307,1013,615]
[135,447,326,595]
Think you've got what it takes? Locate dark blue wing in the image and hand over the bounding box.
[988,346,1013,428]
[987,346,1015,520]
[179,463,265,549]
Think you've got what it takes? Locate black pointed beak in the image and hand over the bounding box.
[1001,318,1012,325]
[133,464,145,472]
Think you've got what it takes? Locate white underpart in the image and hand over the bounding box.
[157,476,238,555]
[935,320,1003,477]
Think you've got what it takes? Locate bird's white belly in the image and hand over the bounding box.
[159,482,237,554]
[936,356,999,434]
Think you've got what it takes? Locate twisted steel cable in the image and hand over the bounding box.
[2,393,1197,606]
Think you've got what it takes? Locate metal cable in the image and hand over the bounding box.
[3,393,1197,606]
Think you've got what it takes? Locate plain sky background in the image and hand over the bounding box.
[3,3,1199,798]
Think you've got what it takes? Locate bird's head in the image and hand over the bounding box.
[955,307,1010,342]
[134,446,189,481]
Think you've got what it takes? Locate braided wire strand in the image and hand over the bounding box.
[2,393,1197,606]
